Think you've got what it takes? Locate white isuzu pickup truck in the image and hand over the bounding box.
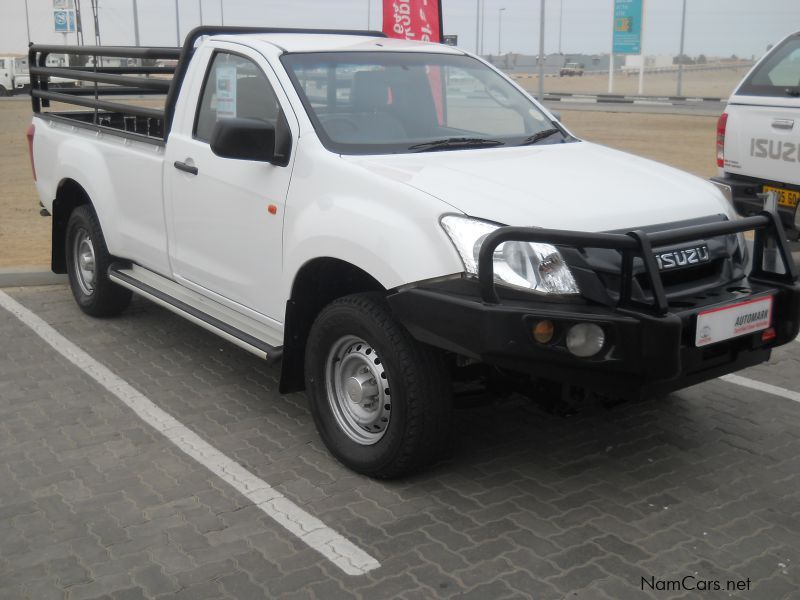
[713,31,800,238]
[28,27,800,478]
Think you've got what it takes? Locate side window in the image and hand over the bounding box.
[195,52,280,142]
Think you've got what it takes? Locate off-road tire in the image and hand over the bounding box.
[305,292,452,479]
[65,204,132,317]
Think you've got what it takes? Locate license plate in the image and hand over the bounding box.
[695,296,773,347]
[763,185,800,208]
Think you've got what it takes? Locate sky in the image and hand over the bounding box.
[2,0,799,59]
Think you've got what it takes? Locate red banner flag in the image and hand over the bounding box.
[382,0,443,43]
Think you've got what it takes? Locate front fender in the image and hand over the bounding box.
[282,143,465,301]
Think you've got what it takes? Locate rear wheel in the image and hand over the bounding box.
[305,293,452,478]
[65,205,132,317]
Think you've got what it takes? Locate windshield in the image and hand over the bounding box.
[737,34,800,97]
[281,51,570,155]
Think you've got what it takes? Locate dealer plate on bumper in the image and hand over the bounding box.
[695,296,773,347]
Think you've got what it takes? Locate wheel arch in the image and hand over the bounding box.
[279,257,386,394]
[51,178,92,274]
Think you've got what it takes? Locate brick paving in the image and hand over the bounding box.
[1,284,800,599]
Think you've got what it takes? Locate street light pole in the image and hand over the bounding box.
[220,0,224,25]
[497,8,506,55]
[638,0,646,95]
[367,0,371,29]
[538,0,545,101]
[558,0,564,54]
[480,0,485,55]
[23,0,32,45]
[676,0,687,96]
[132,0,140,46]
[175,0,181,45]
[198,0,203,25]
[75,0,85,45]
[475,0,480,53]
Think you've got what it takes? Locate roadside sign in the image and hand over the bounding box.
[612,0,643,55]
[53,0,74,9]
[54,10,76,33]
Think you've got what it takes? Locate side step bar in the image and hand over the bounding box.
[109,264,283,363]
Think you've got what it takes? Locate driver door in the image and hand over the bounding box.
[165,48,295,322]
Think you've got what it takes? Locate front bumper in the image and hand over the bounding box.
[712,175,800,237]
[389,278,799,397]
[389,211,800,397]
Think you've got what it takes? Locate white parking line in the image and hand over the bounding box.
[720,374,800,404]
[0,291,380,577]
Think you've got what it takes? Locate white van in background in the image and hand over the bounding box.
[0,56,30,95]
[713,32,800,239]
[0,54,77,95]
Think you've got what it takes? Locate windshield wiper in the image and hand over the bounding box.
[519,128,564,146]
[786,88,800,97]
[408,137,505,152]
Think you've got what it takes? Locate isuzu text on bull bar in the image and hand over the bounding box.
[27,27,800,478]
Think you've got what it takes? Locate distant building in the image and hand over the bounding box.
[623,55,674,71]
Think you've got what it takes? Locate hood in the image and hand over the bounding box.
[344,141,733,232]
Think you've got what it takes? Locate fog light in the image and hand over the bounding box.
[533,320,555,344]
[762,327,776,342]
[566,323,605,357]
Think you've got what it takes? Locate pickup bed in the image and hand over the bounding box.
[28,27,800,478]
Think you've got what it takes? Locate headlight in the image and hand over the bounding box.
[440,215,579,295]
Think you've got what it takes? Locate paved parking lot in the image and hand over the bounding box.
[2,284,800,599]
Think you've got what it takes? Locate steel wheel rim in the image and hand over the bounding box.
[325,335,391,446]
[73,228,97,296]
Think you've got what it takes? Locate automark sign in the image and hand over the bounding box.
[612,0,644,54]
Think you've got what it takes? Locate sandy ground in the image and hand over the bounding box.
[0,100,48,268]
[516,65,750,98]
[0,98,716,268]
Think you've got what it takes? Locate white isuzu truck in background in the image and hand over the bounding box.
[28,27,800,478]
[713,31,800,238]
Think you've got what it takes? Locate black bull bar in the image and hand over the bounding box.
[477,210,798,313]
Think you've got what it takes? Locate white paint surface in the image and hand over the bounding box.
[721,374,800,404]
[0,290,381,577]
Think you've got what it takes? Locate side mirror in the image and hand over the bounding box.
[210,117,276,162]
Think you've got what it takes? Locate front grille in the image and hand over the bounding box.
[564,216,747,307]
[637,259,722,291]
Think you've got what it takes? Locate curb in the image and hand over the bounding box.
[538,92,726,107]
[0,267,67,288]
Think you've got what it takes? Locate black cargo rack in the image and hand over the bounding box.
[29,26,387,142]
[478,209,798,314]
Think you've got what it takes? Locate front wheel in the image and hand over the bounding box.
[65,205,132,317]
[305,293,452,479]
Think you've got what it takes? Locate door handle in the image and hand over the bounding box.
[174,160,198,175]
[772,119,794,130]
